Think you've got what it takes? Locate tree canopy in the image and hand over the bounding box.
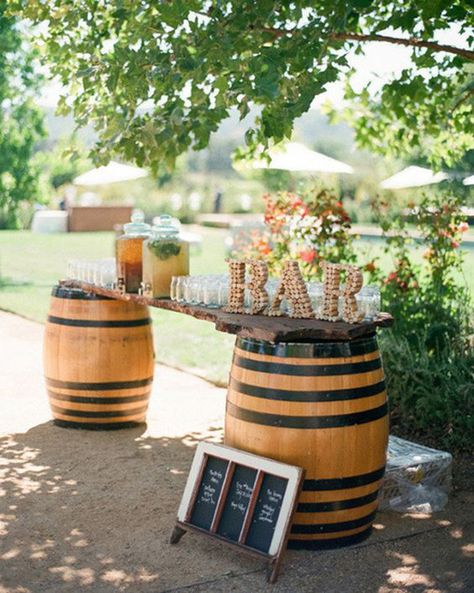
[0,5,44,227]
[10,1,473,171]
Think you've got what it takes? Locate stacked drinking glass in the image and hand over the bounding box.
[169,274,381,320]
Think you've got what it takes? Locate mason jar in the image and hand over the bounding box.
[142,215,190,298]
[116,210,151,293]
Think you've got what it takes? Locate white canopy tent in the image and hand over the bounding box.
[463,175,474,186]
[73,161,148,186]
[380,166,448,190]
[242,142,354,174]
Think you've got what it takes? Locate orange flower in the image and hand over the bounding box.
[451,240,460,249]
[300,249,317,263]
[423,247,434,260]
[256,238,272,255]
[364,261,377,273]
[459,222,469,233]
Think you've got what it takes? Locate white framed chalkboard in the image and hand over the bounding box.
[170,442,304,583]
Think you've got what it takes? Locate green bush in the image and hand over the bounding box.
[381,331,473,451]
[367,190,473,452]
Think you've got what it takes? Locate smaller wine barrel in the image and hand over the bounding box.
[225,335,389,549]
[44,286,154,429]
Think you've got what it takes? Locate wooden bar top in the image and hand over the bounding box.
[59,280,393,342]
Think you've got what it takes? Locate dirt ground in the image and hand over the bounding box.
[1,311,473,593]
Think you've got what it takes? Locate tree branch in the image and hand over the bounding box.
[452,87,474,111]
[329,32,474,61]
[262,27,474,61]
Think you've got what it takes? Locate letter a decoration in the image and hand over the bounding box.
[267,261,314,318]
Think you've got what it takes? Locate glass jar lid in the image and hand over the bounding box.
[123,210,151,236]
[151,214,181,239]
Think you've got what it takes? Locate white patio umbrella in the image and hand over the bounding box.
[462,175,474,186]
[73,161,148,186]
[380,166,448,190]
[244,142,354,174]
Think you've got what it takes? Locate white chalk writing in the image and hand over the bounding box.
[199,483,217,505]
[258,503,276,523]
[209,469,224,485]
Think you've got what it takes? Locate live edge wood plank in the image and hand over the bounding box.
[59,279,393,342]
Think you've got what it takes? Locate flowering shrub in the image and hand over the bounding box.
[366,191,473,451]
[237,187,356,279]
[367,192,471,352]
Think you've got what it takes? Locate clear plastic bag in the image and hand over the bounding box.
[379,436,452,513]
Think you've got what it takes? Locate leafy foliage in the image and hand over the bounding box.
[366,190,471,351]
[9,1,473,170]
[366,190,473,451]
[381,330,473,452]
[35,136,90,191]
[0,6,44,228]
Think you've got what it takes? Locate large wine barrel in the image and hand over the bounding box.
[225,335,389,549]
[44,286,154,429]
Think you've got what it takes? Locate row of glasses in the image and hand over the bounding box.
[170,273,381,319]
[66,258,117,288]
[356,285,381,320]
[171,274,230,308]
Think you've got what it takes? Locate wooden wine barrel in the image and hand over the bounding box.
[44,286,154,429]
[225,335,389,549]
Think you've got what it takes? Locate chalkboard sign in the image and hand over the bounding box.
[217,464,257,541]
[245,473,287,553]
[170,443,304,583]
[189,456,228,530]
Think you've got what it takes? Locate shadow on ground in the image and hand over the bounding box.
[1,422,473,593]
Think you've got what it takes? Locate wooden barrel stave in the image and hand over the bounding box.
[225,335,389,549]
[44,286,154,429]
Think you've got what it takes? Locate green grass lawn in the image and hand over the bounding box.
[1,228,472,384]
[0,228,236,384]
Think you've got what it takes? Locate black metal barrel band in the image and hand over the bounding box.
[47,315,151,328]
[52,286,114,300]
[47,390,151,405]
[287,527,372,549]
[236,336,378,358]
[231,354,382,376]
[291,510,377,535]
[229,377,387,403]
[50,404,149,419]
[302,466,386,491]
[45,376,154,391]
[226,401,388,429]
[296,489,380,513]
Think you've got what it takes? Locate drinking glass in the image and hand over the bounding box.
[307,282,324,317]
[66,259,80,280]
[170,276,179,301]
[204,278,220,308]
[217,277,229,307]
[175,276,188,303]
[99,258,116,288]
